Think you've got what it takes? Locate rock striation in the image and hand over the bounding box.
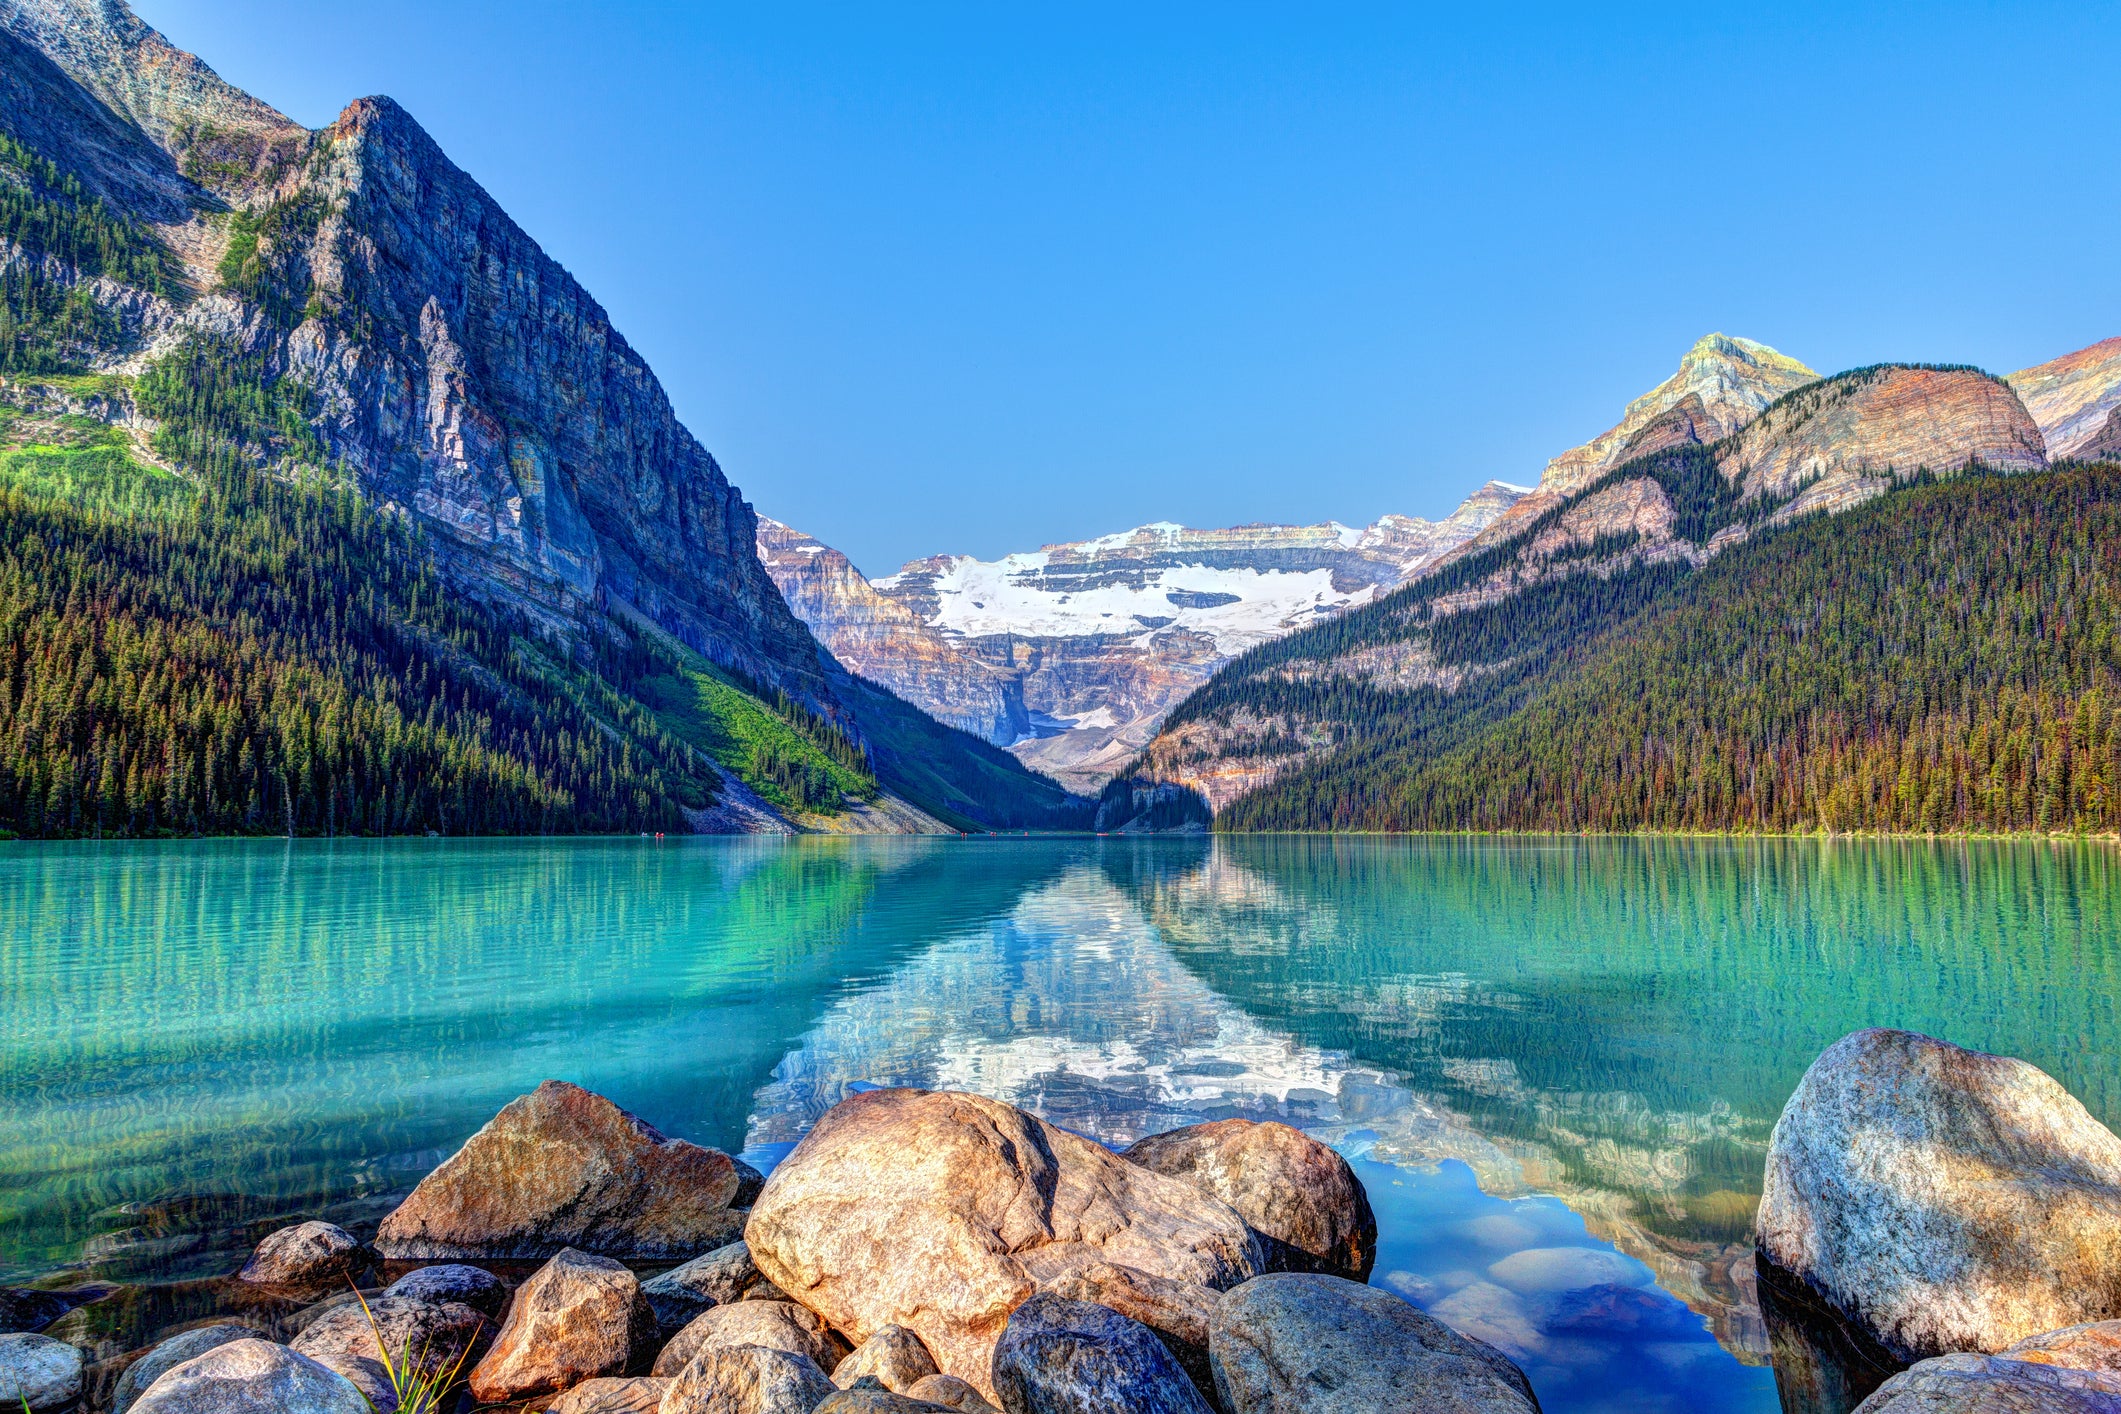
[2007,337,2121,461]
[1758,1028,2121,1363]
[376,1080,744,1261]
[744,1087,1264,1399]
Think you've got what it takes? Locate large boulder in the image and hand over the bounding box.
[1123,1121,1377,1280]
[658,1343,834,1414]
[641,1239,760,1335]
[289,1294,488,1409]
[128,1338,369,1414]
[383,1263,509,1318]
[1759,1028,2121,1362]
[1046,1263,1218,1402]
[376,1081,745,1261]
[1854,1320,2121,1411]
[1210,1273,1540,1413]
[992,1294,1213,1414]
[747,1089,1262,1399]
[113,1324,257,1413]
[238,1221,367,1285]
[834,1326,940,1392]
[0,1290,69,1335]
[548,1375,669,1412]
[652,1300,850,1378]
[467,1247,654,1403]
[0,1333,82,1412]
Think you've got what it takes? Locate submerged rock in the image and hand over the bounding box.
[1854,1320,2121,1411]
[383,1262,509,1318]
[113,1323,257,1413]
[0,1289,69,1335]
[652,1299,850,1378]
[547,1375,669,1413]
[1210,1273,1540,1413]
[289,1293,488,1409]
[376,1080,745,1261]
[0,1333,82,1411]
[640,1239,759,1335]
[238,1221,367,1285]
[1759,1028,2121,1362]
[658,1343,835,1414]
[833,1325,941,1392]
[992,1294,1212,1414]
[127,1338,368,1414]
[1123,1120,1378,1280]
[746,1088,1262,1399]
[466,1247,654,1403]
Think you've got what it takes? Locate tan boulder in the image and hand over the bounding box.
[1854,1321,2121,1411]
[651,1300,850,1378]
[745,1088,1263,1400]
[237,1222,367,1286]
[832,1326,940,1392]
[1124,1119,1377,1280]
[468,1247,654,1403]
[904,1374,998,1412]
[657,1343,833,1414]
[547,1376,668,1413]
[1759,1029,2121,1362]
[377,1081,743,1261]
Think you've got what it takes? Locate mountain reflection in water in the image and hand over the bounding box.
[1,835,2115,1414]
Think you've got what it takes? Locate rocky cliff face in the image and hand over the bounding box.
[759,486,1526,793]
[0,0,831,709]
[2007,336,2121,460]
[1133,363,2051,817]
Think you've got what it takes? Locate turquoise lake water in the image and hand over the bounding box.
[3,835,2117,1413]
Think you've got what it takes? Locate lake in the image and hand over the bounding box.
[3,835,2117,1413]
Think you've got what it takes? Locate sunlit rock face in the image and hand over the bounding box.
[740,856,1773,1371]
[2007,336,2121,460]
[756,486,1525,792]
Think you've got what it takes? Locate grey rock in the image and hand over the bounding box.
[658,1343,835,1414]
[733,1157,768,1207]
[547,1375,668,1413]
[127,1338,368,1414]
[1210,1273,1540,1413]
[0,1289,69,1335]
[383,1263,509,1318]
[1123,1121,1377,1281]
[289,1293,487,1409]
[906,1375,1001,1413]
[1855,1322,2121,1411]
[653,1299,850,1378]
[833,1326,940,1392]
[641,1240,758,1335]
[0,1332,82,1411]
[992,1294,1212,1414]
[1760,1028,2121,1362]
[238,1221,365,1285]
[1045,1262,1217,1400]
[468,1247,654,1404]
[112,1323,256,1413]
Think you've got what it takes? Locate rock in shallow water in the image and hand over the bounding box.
[239,1221,367,1285]
[1210,1273,1540,1413]
[1759,1028,2121,1362]
[467,1246,654,1403]
[746,1088,1262,1400]
[0,1332,82,1411]
[289,1293,488,1409]
[658,1342,835,1414]
[113,1323,258,1413]
[377,1080,745,1261]
[652,1299,850,1378]
[992,1294,1213,1414]
[833,1325,941,1392]
[1854,1321,2121,1411]
[383,1262,509,1318]
[1123,1120,1378,1280]
[0,1289,70,1335]
[128,1338,367,1414]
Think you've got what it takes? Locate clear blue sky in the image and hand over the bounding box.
[133,1,2121,576]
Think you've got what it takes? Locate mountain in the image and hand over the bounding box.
[0,0,1082,835]
[1129,359,2056,823]
[758,484,1527,794]
[2007,337,2121,460]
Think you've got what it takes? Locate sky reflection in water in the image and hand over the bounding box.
[1,834,2115,1414]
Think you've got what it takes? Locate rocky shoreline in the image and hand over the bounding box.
[4,1029,2119,1412]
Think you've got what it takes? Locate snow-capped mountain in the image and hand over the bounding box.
[758,484,1526,793]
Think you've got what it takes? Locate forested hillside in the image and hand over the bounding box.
[1220,462,2121,834]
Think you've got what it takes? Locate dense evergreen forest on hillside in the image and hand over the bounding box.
[1221,462,2121,834]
